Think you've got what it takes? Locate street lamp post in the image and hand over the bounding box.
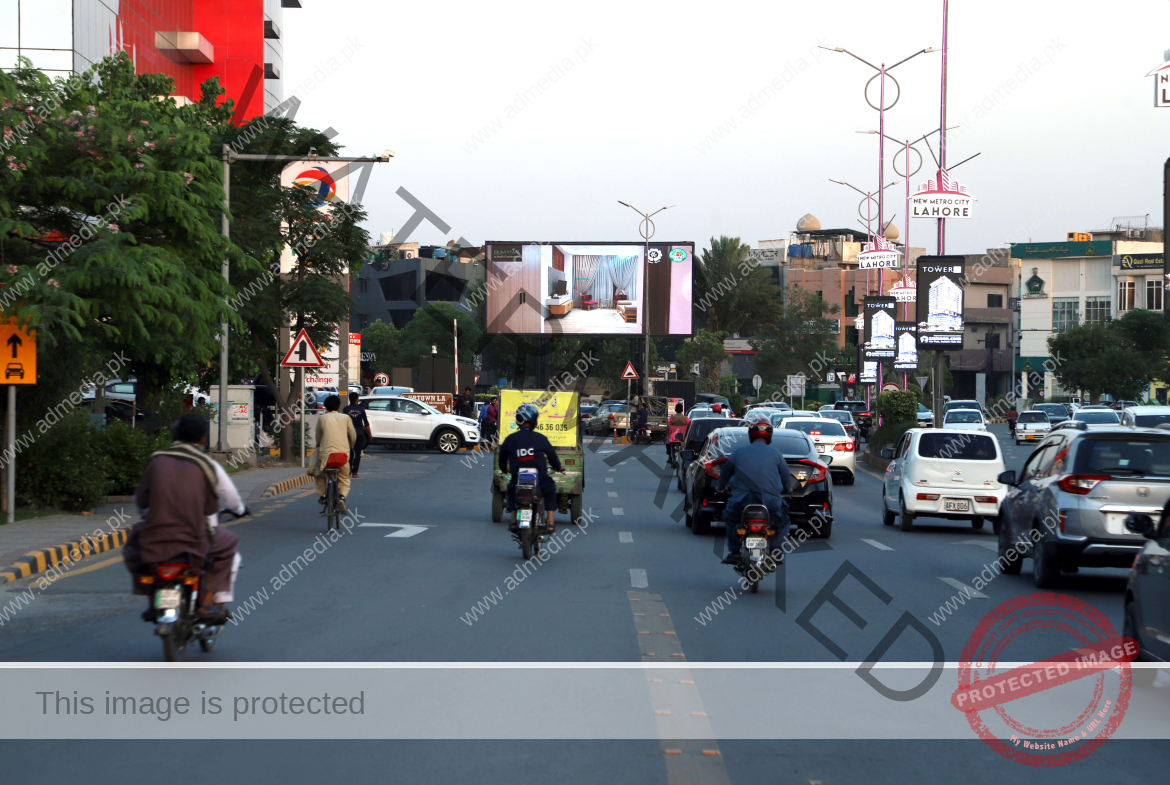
[617,201,673,395]
[216,148,392,454]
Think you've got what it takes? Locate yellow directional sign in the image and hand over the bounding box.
[0,321,36,384]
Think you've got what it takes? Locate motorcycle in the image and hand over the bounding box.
[631,425,653,445]
[667,438,682,468]
[512,468,551,560]
[137,509,243,661]
[729,503,781,594]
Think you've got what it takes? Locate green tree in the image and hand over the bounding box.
[693,236,782,333]
[677,330,728,393]
[396,302,481,379]
[1048,320,1154,403]
[750,287,839,387]
[361,320,401,377]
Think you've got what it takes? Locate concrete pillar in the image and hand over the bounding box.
[1044,371,1054,400]
[975,373,986,405]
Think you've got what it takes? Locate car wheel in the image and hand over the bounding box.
[435,429,462,454]
[899,493,914,532]
[882,492,895,526]
[810,516,832,539]
[1124,601,1158,688]
[1032,536,1061,589]
[692,509,712,535]
[998,518,1023,575]
[971,517,985,530]
[840,472,855,486]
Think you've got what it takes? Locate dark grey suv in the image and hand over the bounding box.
[1122,508,1170,680]
[996,428,1170,588]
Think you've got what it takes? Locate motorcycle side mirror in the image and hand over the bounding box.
[997,470,1018,487]
[880,449,893,459]
[1124,513,1156,538]
[680,450,695,461]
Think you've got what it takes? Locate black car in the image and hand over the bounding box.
[1123,507,1170,681]
[675,417,745,491]
[826,400,872,435]
[1031,402,1070,425]
[681,426,833,539]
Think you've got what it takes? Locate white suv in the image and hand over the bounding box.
[880,428,1007,532]
[360,395,480,453]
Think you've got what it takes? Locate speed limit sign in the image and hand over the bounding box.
[374,372,390,386]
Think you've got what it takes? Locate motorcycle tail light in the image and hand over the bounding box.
[704,457,728,479]
[747,523,767,533]
[795,459,827,484]
[974,496,996,503]
[1057,475,1109,495]
[156,564,185,581]
[766,528,776,537]
[917,493,940,501]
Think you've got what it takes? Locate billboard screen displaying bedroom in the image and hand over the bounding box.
[483,242,694,335]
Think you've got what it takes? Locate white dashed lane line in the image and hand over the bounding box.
[608,492,618,498]
[605,478,614,483]
[861,538,894,551]
[619,532,633,543]
[955,539,999,552]
[630,568,648,588]
[613,507,625,516]
[939,576,989,599]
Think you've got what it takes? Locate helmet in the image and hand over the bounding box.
[711,403,723,413]
[748,421,773,444]
[516,403,540,427]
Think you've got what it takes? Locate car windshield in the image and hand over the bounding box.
[1134,413,1170,428]
[784,420,846,437]
[705,429,810,459]
[606,404,630,413]
[1075,411,1120,424]
[945,411,982,424]
[946,401,979,411]
[918,404,930,413]
[821,411,852,424]
[1036,404,1068,418]
[685,419,745,449]
[917,432,998,461]
[1076,437,1170,477]
[1018,412,1048,423]
[838,402,866,412]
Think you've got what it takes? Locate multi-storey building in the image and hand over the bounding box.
[1,0,297,118]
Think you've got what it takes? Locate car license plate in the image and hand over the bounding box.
[815,444,828,453]
[517,509,532,522]
[154,588,181,609]
[745,537,768,549]
[1026,434,1036,440]
[943,499,971,512]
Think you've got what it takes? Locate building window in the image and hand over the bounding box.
[358,315,367,329]
[844,289,858,317]
[1052,298,1080,333]
[1147,279,1163,311]
[987,293,1003,308]
[984,332,1001,349]
[1118,280,1135,312]
[359,278,368,294]
[1085,296,1110,324]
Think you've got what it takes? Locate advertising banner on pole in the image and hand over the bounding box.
[862,297,897,363]
[916,256,966,348]
[893,322,919,371]
[910,169,973,219]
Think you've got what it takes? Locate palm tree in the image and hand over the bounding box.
[694,236,782,334]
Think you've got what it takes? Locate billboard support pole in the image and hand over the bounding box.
[618,201,673,399]
[934,0,950,424]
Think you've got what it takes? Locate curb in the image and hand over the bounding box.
[0,526,131,585]
[259,473,313,499]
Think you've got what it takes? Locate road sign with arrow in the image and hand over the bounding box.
[0,320,36,384]
[281,329,325,367]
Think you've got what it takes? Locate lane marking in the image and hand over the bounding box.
[619,532,633,544]
[605,478,614,483]
[629,568,648,588]
[938,576,989,599]
[608,468,617,472]
[358,523,432,538]
[608,492,618,498]
[955,539,998,552]
[613,507,625,516]
[861,539,894,551]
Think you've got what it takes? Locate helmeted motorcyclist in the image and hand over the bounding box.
[715,415,791,565]
[498,402,562,533]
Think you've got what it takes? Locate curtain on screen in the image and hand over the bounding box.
[608,255,638,302]
[573,255,604,306]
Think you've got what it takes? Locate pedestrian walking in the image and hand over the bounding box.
[343,392,372,478]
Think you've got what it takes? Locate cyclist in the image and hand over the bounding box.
[498,403,562,534]
[312,395,356,514]
[716,416,791,565]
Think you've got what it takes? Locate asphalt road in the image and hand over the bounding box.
[0,424,1163,783]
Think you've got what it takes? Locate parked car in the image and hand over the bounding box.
[880,428,1007,532]
[782,417,855,484]
[1072,408,1122,430]
[371,385,415,396]
[682,426,832,538]
[996,427,1170,588]
[942,408,988,432]
[916,403,934,428]
[579,404,598,422]
[819,409,858,442]
[81,378,137,403]
[674,417,746,490]
[1014,410,1051,445]
[585,403,630,435]
[1031,402,1070,425]
[1120,405,1170,429]
[360,395,480,453]
[1123,508,1170,674]
[825,400,872,436]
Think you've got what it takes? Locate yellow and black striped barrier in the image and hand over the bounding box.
[0,527,132,584]
[259,474,314,499]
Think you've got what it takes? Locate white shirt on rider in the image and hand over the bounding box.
[208,462,246,530]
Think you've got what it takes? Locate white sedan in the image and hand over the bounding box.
[1072,409,1121,430]
[942,408,987,432]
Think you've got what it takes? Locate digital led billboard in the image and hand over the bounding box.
[484,242,694,335]
[862,297,897,363]
[916,255,966,347]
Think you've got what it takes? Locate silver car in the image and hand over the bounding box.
[997,427,1170,588]
[1120,405,1170,429]
[782,417,855,485]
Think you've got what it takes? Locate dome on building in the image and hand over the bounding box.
[796,213,821,232]
[883,222,900,241]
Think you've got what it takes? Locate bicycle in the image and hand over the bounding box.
[321,452,348,533]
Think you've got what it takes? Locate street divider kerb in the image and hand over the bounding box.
[0,527,130,584]
[259,474,314,500]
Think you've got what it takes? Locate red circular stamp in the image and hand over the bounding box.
[952,592,1137,766]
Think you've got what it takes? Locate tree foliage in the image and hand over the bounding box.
[693,236,782,333]
[676,330,728,393]
[1048,310,1169,402]
[750,287,839,386]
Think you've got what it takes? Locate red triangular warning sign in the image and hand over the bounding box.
[621,361,639,380]
[281,328,325,367]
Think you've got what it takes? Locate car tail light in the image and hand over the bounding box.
[704,457,728,479]
[974,496,996,503]
[795,459,827,484]
[608,413,615,420]
[917,493,940,501]
[1057,475,1109,495]
[155,563,185,581]
[833,442,855,451]
[809,430,822,436]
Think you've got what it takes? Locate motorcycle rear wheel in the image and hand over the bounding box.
[520,527,533,560]
[162,628,187,662]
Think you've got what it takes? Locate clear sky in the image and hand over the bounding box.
[282,0,1170,255]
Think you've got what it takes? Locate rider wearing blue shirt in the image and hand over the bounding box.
[498,403,562,533]
[715,418,791,563]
